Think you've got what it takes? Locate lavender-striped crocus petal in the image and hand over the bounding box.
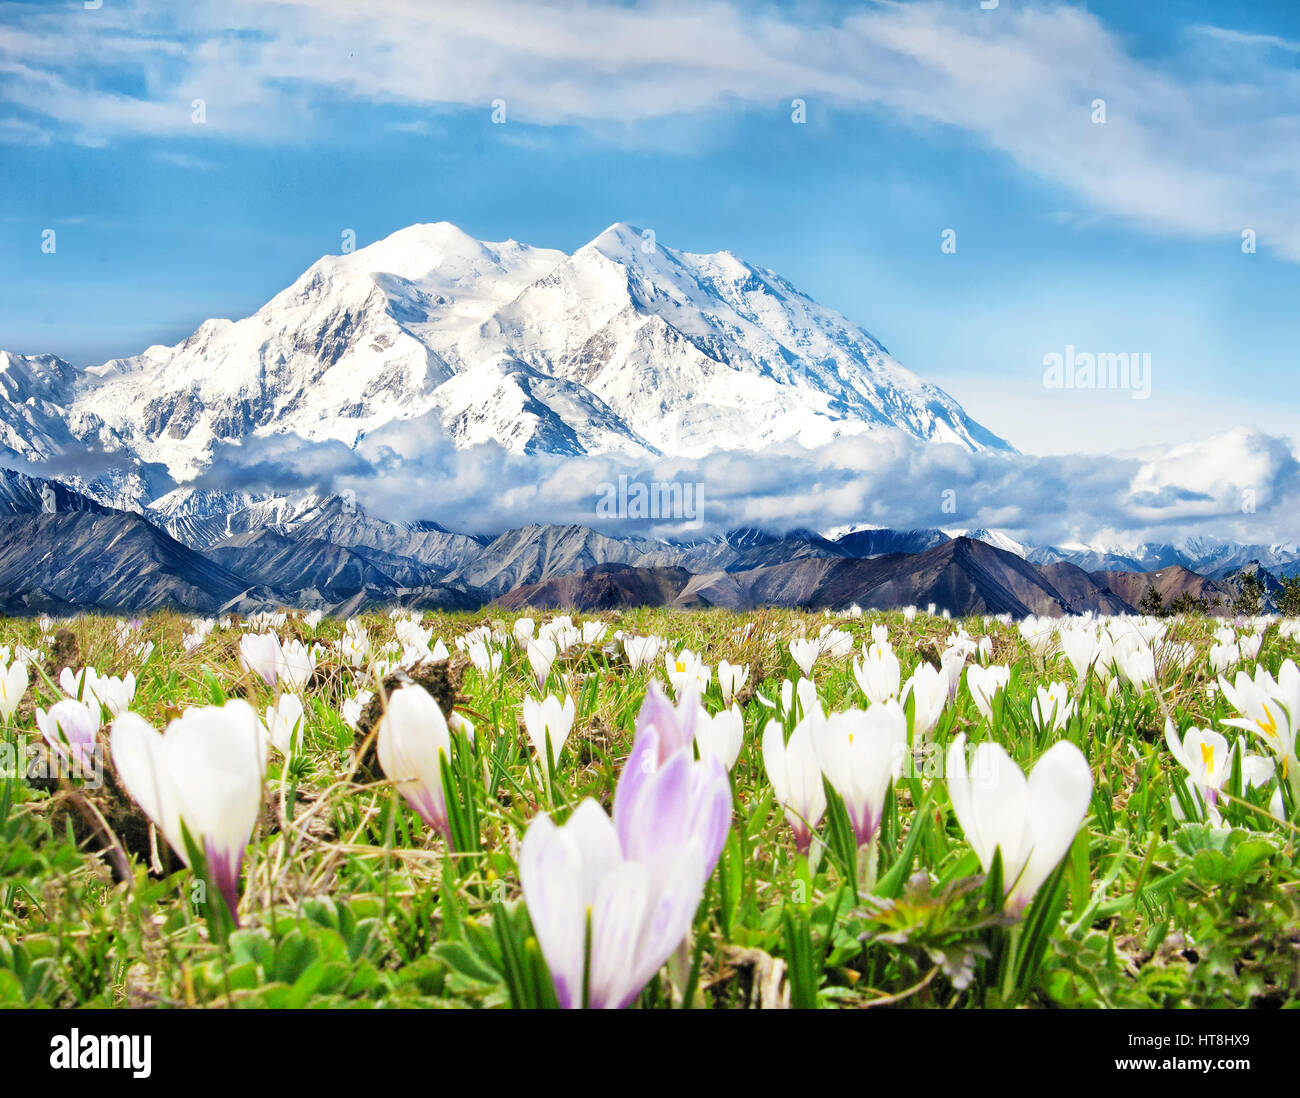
[518,814,585,1010]
[618,840,706,1008]
[684,756,732,880]
[616,747,695,885]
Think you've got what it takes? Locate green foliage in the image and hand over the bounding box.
[2,605,1299,1008]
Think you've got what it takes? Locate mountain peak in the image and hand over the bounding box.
[0,221,1014,509]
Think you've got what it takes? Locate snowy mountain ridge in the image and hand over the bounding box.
[0,221,1011,512]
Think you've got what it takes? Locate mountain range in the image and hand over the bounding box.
[0,221,1011,513]
[0,467,1279,618]
[1,221,1290,616]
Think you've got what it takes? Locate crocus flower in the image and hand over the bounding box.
[965,664,1010,721]
[1058,626,1100,682]
[852,642,900,704]
[716,660,749,706]
[341,690,372,730]
[110,701,267,920]
[1165,720,1235,822]
[902,662,948,742]
[375,685,454,841]
[613,684,732,896]
[665,648,710,698]
[522,683,731,1009]
[809,702,907,848]
[939,647,967,703]
[0,659,28,723]
[581,621,608,645]
[1114,640,1155,695]
[263,694,305,757]
[789,638,820,678]
[622,634,662,670]
[946,733,1093,913]
[89,672,136,718]
[513,617,536,646]
[36,698,100,769]
[1017,616,1057,657]
[1030,682,1075,733]
[762,714,827,852]
[467,639,502,675]
[277,639,317,693]
[522,694,576,774]
[519,798,708,1010]
[527,637,557,689]
[1218,661,1300,795]
[817,627,854,661]
[60,666,99,702]
[695,704,745,770]
[239,633,283,687]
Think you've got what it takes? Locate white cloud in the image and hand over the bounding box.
[2,1,1297,258]
[181,415,1300,548]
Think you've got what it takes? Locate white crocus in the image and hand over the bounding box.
[60,666,99,702]
[946,733,1093,913]
[527,637,558,689]
[341,690,373,730]
[467,639,502,675]
[375,685,454,841]
[762,716,827,852]
[512,617,536,647]
[789,638,820,678]
[1164,720,1238,825]
[809,702,907,848]
[1030,682,1075,734]
[0,659,28,723]
[110,701,267,919]
[1218,661,1300,794]
[1239,632,1264,662]
[239,633,283,687]
[277,640,317,693]
[1114,640,1155,695]
[664,649,709,698]
[89,672,136,718]
[695,704,745,771]
[263,694,306,757]
[716,660,749,706]
[965,664,1010,721]
[852,642,900,704]
[623,634,662,671]
[902,662,949,743]
[1058,626,1101,682]
[523,695,577,775]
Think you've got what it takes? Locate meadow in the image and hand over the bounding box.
[1,604,1297,1009]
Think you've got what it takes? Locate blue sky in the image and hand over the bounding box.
[1,0,1298,456]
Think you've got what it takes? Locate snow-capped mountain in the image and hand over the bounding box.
[1028,535,1300,577]
[0,221,1012,509]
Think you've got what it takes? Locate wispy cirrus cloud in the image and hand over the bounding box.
[1,1,1298,258]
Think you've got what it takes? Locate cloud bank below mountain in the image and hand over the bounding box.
[165,418,1300,549]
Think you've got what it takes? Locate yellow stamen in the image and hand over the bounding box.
[1199,741,1216,776]
[1257,709,1278,740]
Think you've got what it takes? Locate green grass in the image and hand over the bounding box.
[1,607,1297,1008]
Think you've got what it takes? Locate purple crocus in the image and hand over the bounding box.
[35,698,101,773]
[520,683,732,1008]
